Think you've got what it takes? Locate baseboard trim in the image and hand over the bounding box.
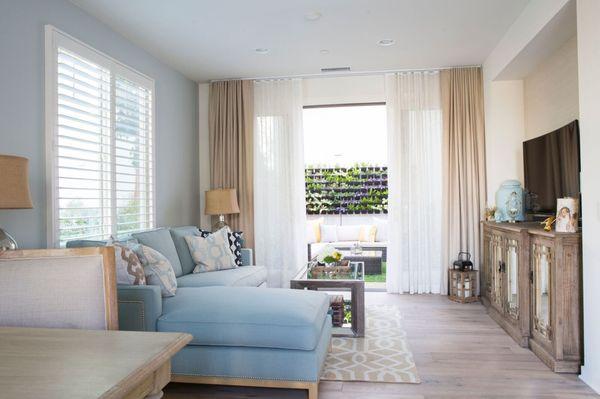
[580,367,600,394]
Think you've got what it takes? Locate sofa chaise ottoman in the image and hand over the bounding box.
[160,286,330,398]
[68,226,331,398]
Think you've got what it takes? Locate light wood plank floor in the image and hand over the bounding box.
[164,293,598,398]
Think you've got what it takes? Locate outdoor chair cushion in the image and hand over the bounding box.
[157,287,329,351]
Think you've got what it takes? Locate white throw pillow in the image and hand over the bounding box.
[185,227,238,273]
[320,224,338,243]
[336,225,362,241]
[133,244,177,297]
[373,217,388,242]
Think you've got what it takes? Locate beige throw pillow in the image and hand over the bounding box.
[133,244,177,297]
[111,243,146,285]
[358,225,377,242]
[185,227,238,273]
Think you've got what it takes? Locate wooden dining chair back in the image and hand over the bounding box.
[0,247,118,330]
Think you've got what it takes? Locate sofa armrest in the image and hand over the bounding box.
[241,248,253,266]
[117,285,162,332]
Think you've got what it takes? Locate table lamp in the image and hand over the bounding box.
[0,155,33,250]
[205,188,240,231]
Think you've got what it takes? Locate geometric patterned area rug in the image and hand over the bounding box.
[321,305,420,384]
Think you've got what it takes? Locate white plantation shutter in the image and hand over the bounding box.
[46,27,155,247]
[55,48,112,246]
[114,77,154,235]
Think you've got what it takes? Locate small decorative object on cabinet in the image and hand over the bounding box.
[541,216,556,232]
[495,180,525,222]
[555,197,579,233]
[448,269,478,303]
[481,221,582,373]
[484,206,497,222]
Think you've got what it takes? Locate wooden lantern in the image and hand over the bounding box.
[329,295,345,327]
[448,269,479,303]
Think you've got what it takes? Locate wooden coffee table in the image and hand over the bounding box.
[290,262,365,337]
[0,327,192,399]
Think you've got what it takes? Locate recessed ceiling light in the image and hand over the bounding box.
[378,39,395,47]
[304,11,322,21]
[255,48,269,55]
[320,49,330,55]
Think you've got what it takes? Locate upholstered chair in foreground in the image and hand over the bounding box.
[0,247,118,330]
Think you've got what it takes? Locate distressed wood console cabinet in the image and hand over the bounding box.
[481,221,582,373]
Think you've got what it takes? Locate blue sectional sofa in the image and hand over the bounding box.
[68,226,330,399]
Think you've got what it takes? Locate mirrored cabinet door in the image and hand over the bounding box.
[491,234,503,308]
[485,235,493,295]
[506,238,519,318]
[533,243,552,339]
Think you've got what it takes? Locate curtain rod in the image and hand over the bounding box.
[208,64,481,83]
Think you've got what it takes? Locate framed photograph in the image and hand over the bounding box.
[555,197,579,233]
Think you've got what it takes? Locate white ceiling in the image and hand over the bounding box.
[497,0,576,80]
[70,0,531,82]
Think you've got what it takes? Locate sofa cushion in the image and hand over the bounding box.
[320,224,338,242]
[358,225,377,242]
[170,317,332,382]
[169,226,200,276]
[158,287,329,351]
[132,229,183,277]
[176,266,267,287]
[336,225,361,241]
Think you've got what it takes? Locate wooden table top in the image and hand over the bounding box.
[0,327,192,399]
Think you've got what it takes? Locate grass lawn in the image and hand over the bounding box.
[364,262,386,283]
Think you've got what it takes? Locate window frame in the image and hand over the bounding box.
[44,25,156,247]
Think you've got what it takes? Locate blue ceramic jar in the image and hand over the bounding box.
[495,180,525,222]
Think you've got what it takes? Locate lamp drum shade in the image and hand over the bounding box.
[0,155,33,209]
[205,188,240,215]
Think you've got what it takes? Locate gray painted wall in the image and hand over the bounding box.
[0,0,199,248]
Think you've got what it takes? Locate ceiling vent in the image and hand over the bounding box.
[321,66,351,73]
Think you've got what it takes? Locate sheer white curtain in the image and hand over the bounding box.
[253,79,307,287]
[385,71,444,294]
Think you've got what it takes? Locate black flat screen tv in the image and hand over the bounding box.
[523,120,580,215]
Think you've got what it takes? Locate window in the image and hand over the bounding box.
[302,104,388,216]
[303,104,387,167]
[45,26,154,247]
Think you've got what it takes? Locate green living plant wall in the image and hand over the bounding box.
[305,164,388,215]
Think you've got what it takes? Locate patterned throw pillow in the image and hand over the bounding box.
[185,228,238,273]
[198,228,244,266]
[110,243,146,285]
[133,244,177,297]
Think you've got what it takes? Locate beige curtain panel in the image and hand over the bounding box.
[441,67,487,294]
[209,80,255,248]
